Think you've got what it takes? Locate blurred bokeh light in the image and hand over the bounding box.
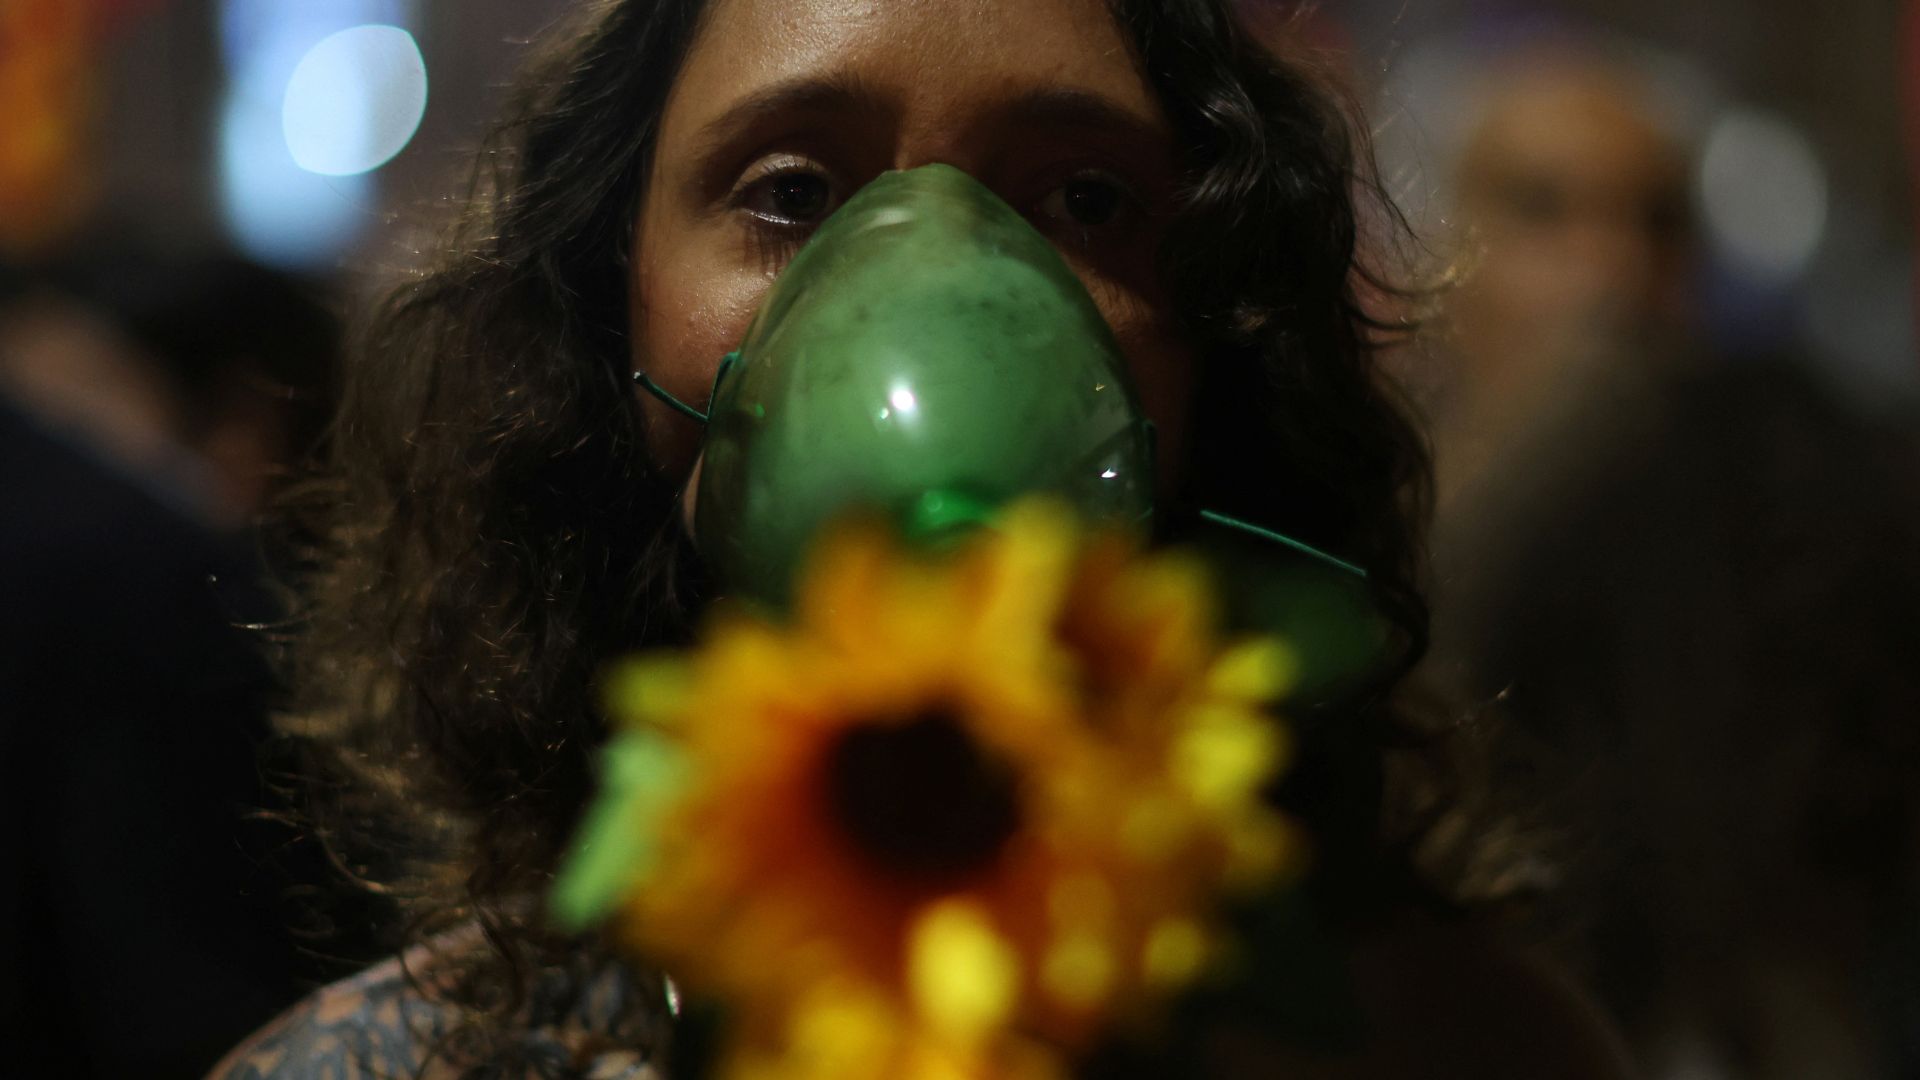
[282,25,428,177]
[215,0,420,269]
[1700,108,1830,286]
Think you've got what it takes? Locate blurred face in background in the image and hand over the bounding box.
[1445,55,1697,410]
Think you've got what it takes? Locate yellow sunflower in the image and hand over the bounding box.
[555,500,1302,1077]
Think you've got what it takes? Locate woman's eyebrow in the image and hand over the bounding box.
[987,87,1171,147]
[690,76,1166,157]
[689,72,894,161]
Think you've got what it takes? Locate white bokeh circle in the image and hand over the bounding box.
[282,24,427,177]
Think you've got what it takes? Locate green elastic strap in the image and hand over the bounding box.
[1198,509,1369,580]
[633,351,739,425]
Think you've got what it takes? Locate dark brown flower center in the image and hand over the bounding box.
[823,707,1022,883]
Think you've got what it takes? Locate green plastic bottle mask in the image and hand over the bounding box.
[640,164,1388,696]
[682,163,1154,605]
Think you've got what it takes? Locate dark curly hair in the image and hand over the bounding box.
[287,0,1443,1071]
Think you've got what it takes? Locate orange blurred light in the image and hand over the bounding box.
[0,0,100,257]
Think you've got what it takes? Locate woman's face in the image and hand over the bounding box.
[629,0,1194,488]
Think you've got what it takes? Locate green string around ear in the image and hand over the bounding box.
[1199,509,1369,580]
[633,351,740,425]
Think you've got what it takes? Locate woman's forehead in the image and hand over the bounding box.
[665,0,1169,147]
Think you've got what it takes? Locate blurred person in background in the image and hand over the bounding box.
[1437,349,1920,1080]
[1383,24,1920,1080]
[1380,29,1703,510]
[0,247,337,526]
[0,242,354,1077]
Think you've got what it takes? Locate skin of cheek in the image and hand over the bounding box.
[1078,270,1195,491]
[628,237,764,483]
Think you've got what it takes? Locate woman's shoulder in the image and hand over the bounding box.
[206,947,665,1080]
[210,920,1618,1080]
[205,955,452,1079]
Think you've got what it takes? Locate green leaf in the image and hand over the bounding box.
[549,732,689,932]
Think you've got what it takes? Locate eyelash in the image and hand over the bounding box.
[727,156,839,265]
[1035,166,1143,248]
[727,156,1143,268]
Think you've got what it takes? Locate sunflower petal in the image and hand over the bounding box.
[1174,707,1284,811]
[1141,918,1210,991]
[909,901,1022,1043]
[1041,930,1117,1010]
[1205,637,1300,703]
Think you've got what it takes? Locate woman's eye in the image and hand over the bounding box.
[742,169,837,226]
[1037,174,1134,234]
